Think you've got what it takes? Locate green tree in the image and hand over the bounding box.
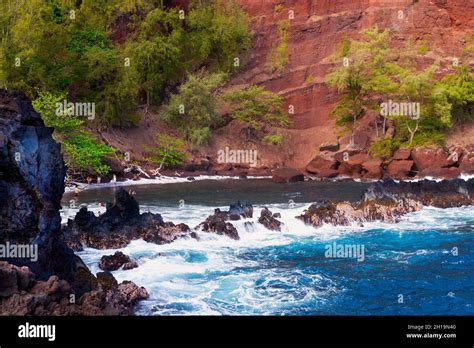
[145,133,186,168]
[186,0,251,72]
[327,26,471,149]
[223,85,289,141]
[438,64,474,123]
[161,72,227,145]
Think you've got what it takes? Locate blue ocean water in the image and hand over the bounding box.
[63,180,474,315]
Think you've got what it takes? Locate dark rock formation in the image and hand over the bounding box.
[63,188,197,249]
[0,90,148,315]
[258,208,282,231]
[367,178,474,209]
[198,209,240,240]
[272,168,305,183]
[298,178,474,228]
[96,271,118,291]
[197,202,254,240]
[298,198,422,228]
[0,90,95,296]
[99,251,134,272]
[228,201,253,220]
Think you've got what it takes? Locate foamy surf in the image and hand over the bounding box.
[73,201,474,315]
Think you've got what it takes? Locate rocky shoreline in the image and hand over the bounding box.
[66,142,474,188]
[0,91,148,315]
[1,90,474,316]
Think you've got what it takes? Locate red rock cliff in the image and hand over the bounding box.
[215,0,473,168]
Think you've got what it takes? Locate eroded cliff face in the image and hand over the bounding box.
[0,90,97,294]
[210,0,473,169]
[0,90,149,314]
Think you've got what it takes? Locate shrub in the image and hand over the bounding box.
[269,20,290,72]
[369,138,401,160]
[263,134,284,145]
[224,85,289,130]
[161,72,227,145]
[145,134,186,168]
[32,91,114,175]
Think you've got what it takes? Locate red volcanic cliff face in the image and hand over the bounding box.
[207,0,473,169]
[234,0,472,128]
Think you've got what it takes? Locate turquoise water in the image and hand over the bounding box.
[62,180,474,315]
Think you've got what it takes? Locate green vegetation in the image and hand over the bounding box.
[145,133,186,168]
[223,85,289,142]
[161,72,227,145]
[269,20,290,72]
[438,65,474,123]
[0,0,251,126]
[369,138,401,160]
[263,134,284,145]
[327,26,474,153]
[162,76,289,146]
[0,0,252,175]
[32,92,114,175]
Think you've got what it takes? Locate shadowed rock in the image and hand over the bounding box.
[197,202,254,240]
[297,179,474,228]
[0,90,95,297]
[63,188,197,249]
[99,252,134,272]
[258,208,282,231]
[0,261,148,315]
[198,209,240,240]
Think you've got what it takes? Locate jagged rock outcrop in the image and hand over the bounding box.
[197,202,254,240]
[258,208,282,231]
[0,90,148,315]
[298,178,474,228]
[228,201,254,220]
[0,90,95,296]
[367,178,474,208]
[0,262,148,316]
[63,188,197,249]
[198,210,238,240]
[99,251,137,272]
[298,197,423,228]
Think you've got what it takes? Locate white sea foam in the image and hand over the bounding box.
[71,195,474,315]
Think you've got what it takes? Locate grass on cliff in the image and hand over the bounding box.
[269,20,291,73]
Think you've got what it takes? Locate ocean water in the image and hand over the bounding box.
[61,179,474,315]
